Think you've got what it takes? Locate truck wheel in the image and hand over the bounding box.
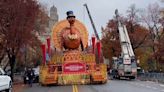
[118,76,120,79]
[130,76,135,80]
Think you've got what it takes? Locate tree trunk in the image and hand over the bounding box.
[9,55,16,81]
[0,53,5,64]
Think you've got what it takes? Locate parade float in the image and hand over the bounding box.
[39,11,107,85]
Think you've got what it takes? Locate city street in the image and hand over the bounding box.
[21,80,164,92]
[1,1,163,92]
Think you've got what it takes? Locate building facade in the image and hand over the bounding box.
[39,5,59,43]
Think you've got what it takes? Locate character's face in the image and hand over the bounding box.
[67,16,75,24]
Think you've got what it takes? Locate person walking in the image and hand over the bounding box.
[27,68,34,87]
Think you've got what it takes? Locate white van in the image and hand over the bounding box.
[0,68,12,92]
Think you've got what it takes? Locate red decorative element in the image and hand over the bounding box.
[47,37,51,55]
[91,36,96,54]
[63,62,86,73]
[97,41,101,62]
[41,44,46,65]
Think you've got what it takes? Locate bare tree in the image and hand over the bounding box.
[139,3,163,71]
[0,0,46,80]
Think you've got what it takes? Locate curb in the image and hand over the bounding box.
[138,79,164,84]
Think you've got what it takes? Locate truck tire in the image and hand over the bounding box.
[130,76,135,79]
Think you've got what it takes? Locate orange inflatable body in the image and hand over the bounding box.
[61,27,81,49]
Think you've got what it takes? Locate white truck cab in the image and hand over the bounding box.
[0,67,12,92]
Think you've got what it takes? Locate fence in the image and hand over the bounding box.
[138,73,164,83]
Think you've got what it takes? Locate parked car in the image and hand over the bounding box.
[0,67,12,92]
[33,67,39,83]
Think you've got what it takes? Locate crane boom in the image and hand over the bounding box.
[83,3,100,40]
[115,9,135,58]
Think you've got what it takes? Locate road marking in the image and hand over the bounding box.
[73,85,75,92]
[73,85,78,92]
[152,87,157,90]
[146,81,154,83]
[160,85,164,87]
[146,86,151,88]
[75,85,78,92]
[139,84,145,87]
[161,89,164,92]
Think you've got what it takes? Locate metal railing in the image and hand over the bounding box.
[138,73,164,83]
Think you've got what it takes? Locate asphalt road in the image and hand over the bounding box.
[22,80,164,92]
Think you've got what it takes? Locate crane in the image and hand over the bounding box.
[111,9,137,79]
[115,9,135,61]
[83,3,105,64]
[83,3,100,40]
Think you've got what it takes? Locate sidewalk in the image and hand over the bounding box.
[13,83,26,92]
[13,74,26,92]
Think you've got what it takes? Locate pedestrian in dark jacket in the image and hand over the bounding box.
[27,68,34,87]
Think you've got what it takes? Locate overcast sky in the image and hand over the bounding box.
[38,0,163,39]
